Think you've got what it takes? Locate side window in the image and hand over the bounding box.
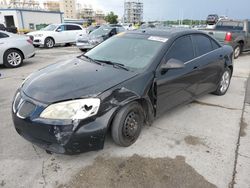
[56,25,65,31]
[192,35,213,56]
[165,36,194,62]
[0,32,9,38]
[211,39,220,50]
[66,25,82,31]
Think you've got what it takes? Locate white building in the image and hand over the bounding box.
[0,8,63,30]
[60,0,76,19]
[124,0,143,24]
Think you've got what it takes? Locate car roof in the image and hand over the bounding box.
[127,28,206,39]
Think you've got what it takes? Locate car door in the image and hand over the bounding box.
[0,32,9,63]
[53,24,67,43]
[247,21,250,49]
[191,34,224,96]
[155,35,201,116]
[65,24,83,42]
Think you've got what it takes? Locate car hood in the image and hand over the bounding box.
[27,31,51,36]
[22,58,138,104]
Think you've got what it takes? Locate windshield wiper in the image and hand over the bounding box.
[77,54,102,65]
[95,59,129,71]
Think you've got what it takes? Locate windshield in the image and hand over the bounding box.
[42,24,58,31]
[216,21,243,31]
[85,35,165,70]
[90,26,112,37]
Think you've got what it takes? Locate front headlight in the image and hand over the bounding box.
[34,34,43,37]
[40,98,100,120]
[89,37,103,44]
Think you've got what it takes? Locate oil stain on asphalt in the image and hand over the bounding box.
[240,118,248,137]
[184,135,207,147]
[58,154,216,188]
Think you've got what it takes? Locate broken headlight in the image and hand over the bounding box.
[40,98,100,120]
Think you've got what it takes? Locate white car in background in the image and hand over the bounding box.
[27,23,87,48]
[0,31,35,68]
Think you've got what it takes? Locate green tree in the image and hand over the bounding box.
[105,12,118,24]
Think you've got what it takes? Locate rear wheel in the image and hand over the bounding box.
[234,45,241,59]
[213,67,231,95]
[111,102,144,147]
[44,37,54,48]
[3,49,23,68]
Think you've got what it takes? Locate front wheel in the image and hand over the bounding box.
[3,49,23,68]
[111,102,144,147]
[44,37,54,48]
[234,45,241,59]
[213,68,232,96]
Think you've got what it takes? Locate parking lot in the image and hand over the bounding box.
[0,46,250,188]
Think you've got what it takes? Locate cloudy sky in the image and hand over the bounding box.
[77,0,249,21]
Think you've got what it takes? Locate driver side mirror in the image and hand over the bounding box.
[56,28,62,32]
[161,58,185,71]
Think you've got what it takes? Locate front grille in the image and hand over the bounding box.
[18,101,36,118]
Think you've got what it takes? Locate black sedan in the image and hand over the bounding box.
[12,29,233,154]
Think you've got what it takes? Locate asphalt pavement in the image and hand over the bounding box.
[0,47,250,188]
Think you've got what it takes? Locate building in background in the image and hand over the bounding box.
[124,0,143,24]
[0,0,8,8]
[8,0,41,9]
[60,0,76,19]
[76,4,94,20]
[43,1,60,11]
[94,10,105,24]
[0,8,63,30]
[76,4,105,24]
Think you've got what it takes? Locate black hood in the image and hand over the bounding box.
[22,58,138,103]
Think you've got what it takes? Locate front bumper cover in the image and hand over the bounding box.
[12,91,113,155]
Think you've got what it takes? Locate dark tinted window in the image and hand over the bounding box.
[216,21,244,31]
[66,25,82,31]
[166,36,194,62]
[0,32,9,38]
[248,21,250,33]
[211,39,220,50]
[193,35,213,56]
[56,25,66,31]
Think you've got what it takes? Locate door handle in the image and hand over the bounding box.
[219,55,224,60]
[193,66,199,70]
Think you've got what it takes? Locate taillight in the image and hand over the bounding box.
[225,32,232,42]
[27,39,33,45]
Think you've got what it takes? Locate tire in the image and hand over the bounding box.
[111,102,144,147]
[213,67,232,96]
[234,45,241,59]
[65,43,71,47]
[3,49,23,68]
[80,49,87,52]
[44,37,54,48]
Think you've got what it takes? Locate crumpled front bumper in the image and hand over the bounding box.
[11,92,113,155]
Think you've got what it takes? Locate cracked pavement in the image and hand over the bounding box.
[0,47,250,188]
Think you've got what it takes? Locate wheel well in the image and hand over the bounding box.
[228,65,233,75]
[106,98,151,131]
[4,48,24,60]
[238,40,244,47]
[45,36,55,43]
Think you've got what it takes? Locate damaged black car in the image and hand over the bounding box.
[12,29,233,154]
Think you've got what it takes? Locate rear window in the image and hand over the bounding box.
[216,21,244,31]
[66,25,82,31]
[192,35,213,56]
[0,32,9,38]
